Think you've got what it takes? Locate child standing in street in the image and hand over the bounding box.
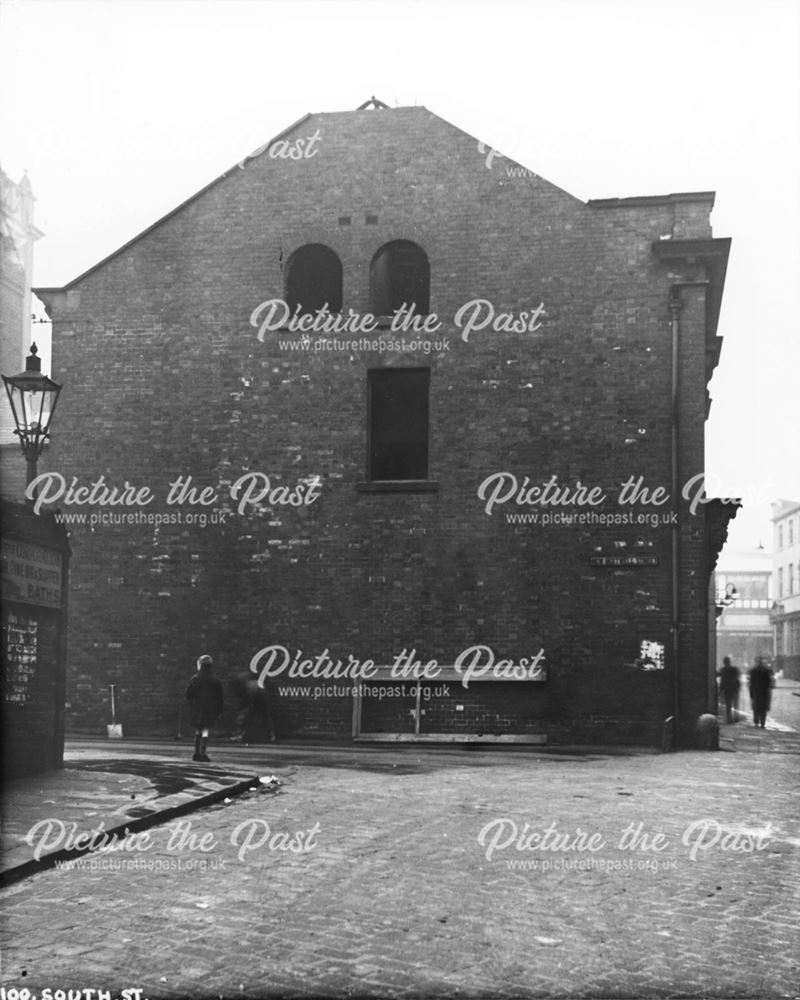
[186,654,224,761]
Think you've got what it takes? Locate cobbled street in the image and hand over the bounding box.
[1,724,799,999]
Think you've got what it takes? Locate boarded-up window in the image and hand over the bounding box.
[368,369,430,481]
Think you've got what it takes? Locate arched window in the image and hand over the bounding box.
[370,240,430,317]
[285,244,342,315]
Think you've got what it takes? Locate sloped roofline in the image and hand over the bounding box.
[34,112,313,296]
[34,104,721,299]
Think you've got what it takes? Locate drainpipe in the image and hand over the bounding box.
[668,280,709,748]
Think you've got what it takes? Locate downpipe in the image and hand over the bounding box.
[667,280,709,749]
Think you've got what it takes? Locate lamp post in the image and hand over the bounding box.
[2,343,62,498]
[715,582,739,619]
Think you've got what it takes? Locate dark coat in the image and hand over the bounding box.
[719,663,741,696]
[186,671,224,728]
[748,663,773,709]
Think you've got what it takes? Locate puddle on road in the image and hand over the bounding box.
[69,760,254,816]
[73,760,219,796]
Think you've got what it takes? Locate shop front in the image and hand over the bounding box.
[1,500,70,778]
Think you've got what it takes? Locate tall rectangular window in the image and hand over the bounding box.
[368,368,430,481]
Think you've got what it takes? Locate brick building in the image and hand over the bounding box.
[35,103,735,747]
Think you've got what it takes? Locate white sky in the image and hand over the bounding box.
[1,0,798,550]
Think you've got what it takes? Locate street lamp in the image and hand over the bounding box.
[715,582,739,619]
[2,343,62,494]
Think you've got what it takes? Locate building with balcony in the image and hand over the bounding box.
[715,547,773,672]
[772,499,800,680]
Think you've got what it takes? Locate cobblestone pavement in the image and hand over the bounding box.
[0,758,258,880]
[719,679,800,756]
[770,680,800,732]
[1,729,799,999]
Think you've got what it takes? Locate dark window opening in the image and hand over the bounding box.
[285,244,343,315]
[368,368,430,481]
[370,241,430,316]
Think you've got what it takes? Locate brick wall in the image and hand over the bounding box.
[37,107,726,747]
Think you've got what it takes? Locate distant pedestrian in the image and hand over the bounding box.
[186,654,224,761]
[229,669,276,744]
[748,656,774,729]
[718,656,741,724]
